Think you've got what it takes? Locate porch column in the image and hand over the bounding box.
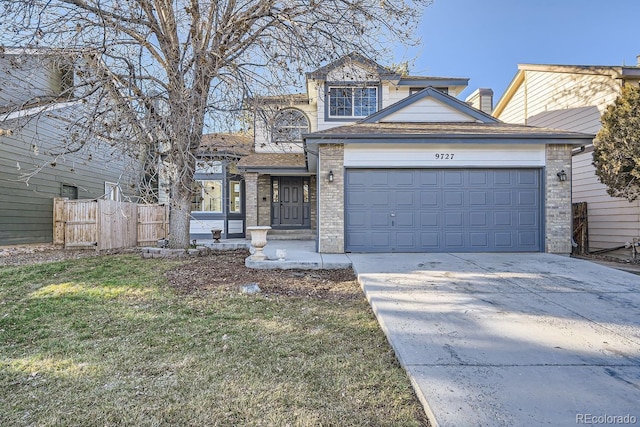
[245,172,258,238]
[318,144,344,253]
[545,144,572,254]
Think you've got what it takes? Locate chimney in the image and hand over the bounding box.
[465,88,494,115]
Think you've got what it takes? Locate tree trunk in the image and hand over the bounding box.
[168,187,193,249]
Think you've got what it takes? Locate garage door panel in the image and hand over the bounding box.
[420,191,439,207]
[370,232,391,248]
[495,232,513,247]
[445,212,464,227]
[494,212,513,227]
[345,169,541,253]
[394,171,415,186]
[396,232,416,249]
[470,212,488,227]
[444,171,463,186]
[470,233,489,248]
[494,191,512,206]
[371,191,391,206]
[369,172,391,186]
[346,211,367,227]
[518,191,537,206]
[346,191,368,207]
[421,212,439,227]
[396,191,415,206]
[445,233,464,248]
[395,212,415,227]
[419,171,439,186]
[444,191,464,207]
[469,171,489,185]
[371,212,391,227]
[493,170,513,185]
[469,191,487,206]
[420,232,440,247]
[518,212,537,226]
[518,170,538,185]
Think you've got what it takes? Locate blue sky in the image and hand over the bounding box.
[398,0,639,102]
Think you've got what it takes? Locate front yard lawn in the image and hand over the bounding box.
[0,250,428,426]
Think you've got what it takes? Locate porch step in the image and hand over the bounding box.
[267,229,316,240]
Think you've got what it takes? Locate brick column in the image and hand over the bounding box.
[545,144,572,254]
[257,175,271,226]
[244,172,258,238]
[318,144,344,253]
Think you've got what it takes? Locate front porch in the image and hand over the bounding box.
[193,238,350,269]
[239,152,318,238]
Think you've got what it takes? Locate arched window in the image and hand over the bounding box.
[272,109,310,145]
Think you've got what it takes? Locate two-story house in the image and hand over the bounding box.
[0,49,138,245]
[493,60,640,255]
[239,53,593,254]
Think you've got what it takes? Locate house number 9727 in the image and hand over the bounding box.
[435,153,455,160]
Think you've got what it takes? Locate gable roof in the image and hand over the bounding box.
[361,87,498,124]
[306,52,399,81]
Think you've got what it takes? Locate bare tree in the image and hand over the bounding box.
[1,0,430,248]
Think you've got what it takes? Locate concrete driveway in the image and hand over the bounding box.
[348,253,640,427]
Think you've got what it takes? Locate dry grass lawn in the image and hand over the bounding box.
[0,249,429,426]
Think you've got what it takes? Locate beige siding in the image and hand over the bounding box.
[496,81,527,124]
[572,151,640,250]
[528,106,601,134]
[380,97,475,122]
[523,70,620,119]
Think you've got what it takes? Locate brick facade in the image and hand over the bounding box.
[545,144,573,254]
[257,175,271,226]
[318,144,345,253]
[245,172,258,230]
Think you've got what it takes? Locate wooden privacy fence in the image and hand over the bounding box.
[54,198,168,250]
[572,202,589,255]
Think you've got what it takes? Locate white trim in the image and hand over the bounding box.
[344,143,546,168]
[0,101,82,121]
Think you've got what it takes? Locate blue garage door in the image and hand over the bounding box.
[345,169,542,253]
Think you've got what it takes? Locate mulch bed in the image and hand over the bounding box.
[164,249,361,300]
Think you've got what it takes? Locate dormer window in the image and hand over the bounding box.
[328,86,378,118]
[273,108,310,145]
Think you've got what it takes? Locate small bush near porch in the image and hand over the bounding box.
[0,250,428,426]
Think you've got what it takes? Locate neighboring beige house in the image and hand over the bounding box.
[239,53,592,254]
[493,60,640,253]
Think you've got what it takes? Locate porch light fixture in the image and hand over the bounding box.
[328,170,334,182]
[557,170,567,182]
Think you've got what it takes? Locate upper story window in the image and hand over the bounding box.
[273,108,309,145]
[328,86,378,118]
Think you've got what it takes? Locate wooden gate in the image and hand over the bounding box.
[572,202,589,255]
[137,204,169,246]
[54,198,167,250]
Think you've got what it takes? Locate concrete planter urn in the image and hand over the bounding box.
[246,226,271,260]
